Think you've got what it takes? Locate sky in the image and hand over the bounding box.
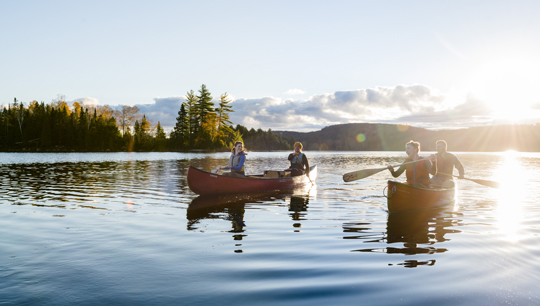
[2,0,540,132]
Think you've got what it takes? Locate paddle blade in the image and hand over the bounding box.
[343,168,386,182]
[466,178,500,189]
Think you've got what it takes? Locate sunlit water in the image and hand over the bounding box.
[1,151,540,305]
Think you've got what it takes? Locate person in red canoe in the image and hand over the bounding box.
[428,140,465,188]
[220,141,247,178]
[288,142,310,177]
[387,140,435,188]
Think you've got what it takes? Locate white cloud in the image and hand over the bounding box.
[135,96,185,127]
[113,84,534,133]
[284,88,306,95]
[227,84,449,131]
[72,97,100,106]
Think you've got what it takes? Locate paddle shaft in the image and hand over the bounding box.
[343,159,424,182]
[436,172,500,189]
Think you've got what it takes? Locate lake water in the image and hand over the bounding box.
[1,151,540,305]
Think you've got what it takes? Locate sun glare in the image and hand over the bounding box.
[465,54,540,122]
[492,151,526,242]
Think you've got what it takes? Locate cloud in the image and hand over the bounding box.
[109,84,531,133]
[284,88,306,95]
[72,97,100,106]
[135,96,185,127]
[227,84,448,131]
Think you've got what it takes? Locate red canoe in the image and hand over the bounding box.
[386,180,456,213]
[187,165,317,195]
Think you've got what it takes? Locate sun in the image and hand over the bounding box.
[465,53,540,122]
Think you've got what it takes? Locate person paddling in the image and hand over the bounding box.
[387,140,434,188]
[220,141,247,178]
[429,140,464,187]
[288,142,310,177]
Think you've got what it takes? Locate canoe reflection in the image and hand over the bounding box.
[347,207,461,267]
[187,193,257,236]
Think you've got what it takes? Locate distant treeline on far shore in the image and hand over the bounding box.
[280,123,540,152]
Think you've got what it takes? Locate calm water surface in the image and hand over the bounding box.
[1,151,540,305]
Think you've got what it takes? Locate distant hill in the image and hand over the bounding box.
[277,123,540,152]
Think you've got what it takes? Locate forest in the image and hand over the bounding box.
[0,85,293,152]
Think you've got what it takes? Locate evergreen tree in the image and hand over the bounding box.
[185,90,198,147]
[41,110,52,148]
[134,115,150,151]
[196,84,214,125]
[155,121,167,151]
[171,102,188,150]
[195,84,215,147]
[215,93,234,146]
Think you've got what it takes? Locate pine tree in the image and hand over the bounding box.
[185,90,198,147]
[215,93,234,146]
[155,121,167,151]
[195,84,215,147]
[197,84,214,124]
[171,102,188,150]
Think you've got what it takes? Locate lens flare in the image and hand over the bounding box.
[397,125,409,132]
[356,133,366,143]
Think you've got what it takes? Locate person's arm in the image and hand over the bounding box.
[388,163,406,178]
[453,155,465,178]
[303,155,310,174]
[288,153,294,162]
[424,159,434,176]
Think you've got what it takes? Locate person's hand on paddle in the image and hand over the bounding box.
[457,174,465,179]
[387,165,395,174]
[428,154,437,161]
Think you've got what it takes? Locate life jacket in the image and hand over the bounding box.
[229,153,245,174]
[435,152,455,177]
[291,153,305,170]
[405,158,430,186]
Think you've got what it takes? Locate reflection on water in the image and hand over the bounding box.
[2,152,540,305]
[345,207,461,267]
[493,151,528,242]
[289,195,309,230]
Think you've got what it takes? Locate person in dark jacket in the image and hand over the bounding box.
[288,142,310,177]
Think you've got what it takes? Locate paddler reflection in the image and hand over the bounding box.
[386,209,456,267]
[347,208,458,268]
[289,195,309,229]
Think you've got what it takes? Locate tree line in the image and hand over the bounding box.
[0,86,293,152]
[280,123,540,152]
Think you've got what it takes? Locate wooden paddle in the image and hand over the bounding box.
[437,172,500,189]
[306,172,314,185]
[343,160,421,182]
